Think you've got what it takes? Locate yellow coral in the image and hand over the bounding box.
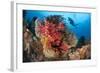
[40,35,59,59]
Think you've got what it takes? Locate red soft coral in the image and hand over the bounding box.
[38,21,69,52]
[59,42,69,51]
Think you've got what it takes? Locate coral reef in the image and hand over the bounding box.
[23,15,91,62]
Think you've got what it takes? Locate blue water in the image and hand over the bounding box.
[23,10,91,40]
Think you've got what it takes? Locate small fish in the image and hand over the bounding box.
[68,17,78,27]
